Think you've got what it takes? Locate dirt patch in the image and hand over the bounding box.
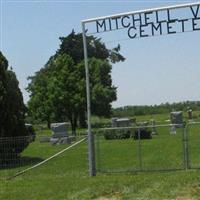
[96,197,120,200]
[174,193,195,200]
[173,183,200,200]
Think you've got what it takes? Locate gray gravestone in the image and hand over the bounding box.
[170,111,183,128]
[151,119,157,135]
[170,111,183,134]
[111,118,131,127]
[50,122,68,138]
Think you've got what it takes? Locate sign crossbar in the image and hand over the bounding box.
[82,2,200,23]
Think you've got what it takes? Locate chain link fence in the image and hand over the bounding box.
[95,124,187,173]
[186,122,200,169]
[0,136,36,179]
[0,133,85,180]
[1,122,200,179]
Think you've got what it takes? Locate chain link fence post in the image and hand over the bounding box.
[137,128,142,171]
[183,124,189,170]
[82,22,96,176]
[96,130,100,173]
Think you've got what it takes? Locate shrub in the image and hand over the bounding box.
[134,128,152,140]
[103,129,133,140]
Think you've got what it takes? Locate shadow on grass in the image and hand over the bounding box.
[0,156,44,170]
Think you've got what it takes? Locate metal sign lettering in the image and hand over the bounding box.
[84,3,200,39]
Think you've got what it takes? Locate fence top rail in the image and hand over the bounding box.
[0,135,33,140]
[82,2,200,24]
[187,121,200,126]
[97,123,184,131]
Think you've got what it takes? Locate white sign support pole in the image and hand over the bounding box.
[82,22,96,176]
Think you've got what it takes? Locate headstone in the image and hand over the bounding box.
[50,136,76,145]
[111,118,118,127]
[25,124,36,142]
[170,111,183,128]
[50,122,68,138]
[170,125,176,135]
[188,109,193,120]
[151,119,157,135]
[50,137,60,145]
[39,122,71,145]
[111,118,131,127]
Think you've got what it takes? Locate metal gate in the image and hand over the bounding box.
[187,122,200,169]
[95,124,186,173]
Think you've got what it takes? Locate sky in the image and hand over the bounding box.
[0,0,200,108]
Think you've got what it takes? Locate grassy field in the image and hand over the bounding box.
[96,127,185,173]
[1,113,200,199]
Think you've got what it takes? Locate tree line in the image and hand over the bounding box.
[112,101,200,117]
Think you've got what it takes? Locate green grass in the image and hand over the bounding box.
[1,142,200,200]
[1,115,200,199]
[96,127,185,172]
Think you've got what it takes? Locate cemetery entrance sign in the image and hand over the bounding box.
[95,4,200,39]
[81,2,200,176]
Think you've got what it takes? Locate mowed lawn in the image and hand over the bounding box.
[1,116,200,199]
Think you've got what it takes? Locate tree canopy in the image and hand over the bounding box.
[0,51,27,138]
[58,30,125,64]
[27,31,125,134]
[0,52,29,160]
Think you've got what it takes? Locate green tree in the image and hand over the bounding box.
[0,52,8,134]
[0,51,29,160]
[58,30,125,64]
[27,66,54,128]
[27,31,125,134]
[0,51,27,137]
[58,31,124,126]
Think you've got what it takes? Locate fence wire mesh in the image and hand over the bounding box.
[1,122,200,180]
[0,133,87,180]
[95,124,186,173]
[0,136,35,179]
[187,122,200,169]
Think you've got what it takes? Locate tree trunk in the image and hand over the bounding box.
[79,109,87,128]
[70,113,77,136]
[47,118,51,129]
